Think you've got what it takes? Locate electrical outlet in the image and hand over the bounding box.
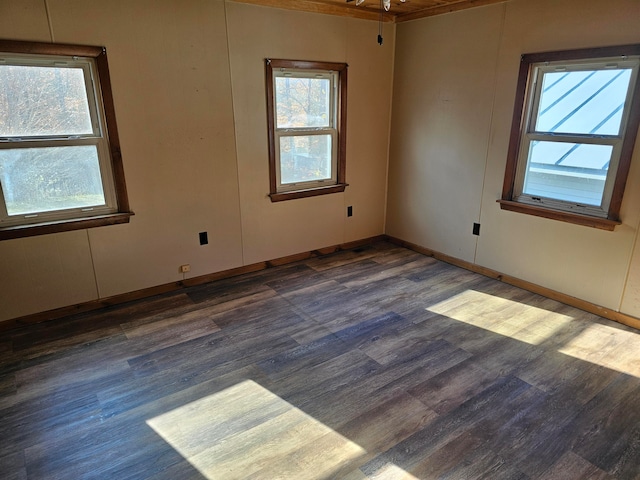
[179,264,191,273]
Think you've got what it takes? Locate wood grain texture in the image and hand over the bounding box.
[1,241,639,479]
[1,236,384,332]
[230,0,508,23]
[388,235,640,331]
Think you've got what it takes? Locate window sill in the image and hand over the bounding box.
[0,212,134,241]
[269,183,348,202]
[497,200,620,231]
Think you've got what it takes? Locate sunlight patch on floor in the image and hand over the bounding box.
[365,463,420,479]
[558,322,640,377]
[426,289,573,346]
[427,289,640,378]
[147,379,369,479]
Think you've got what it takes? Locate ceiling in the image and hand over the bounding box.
[232,0,507,23]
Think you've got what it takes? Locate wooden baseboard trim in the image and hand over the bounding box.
[8,233,636,333]
[385,235,640,331]
[0,235,386,333]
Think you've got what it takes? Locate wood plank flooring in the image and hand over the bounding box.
[1,241,640,479]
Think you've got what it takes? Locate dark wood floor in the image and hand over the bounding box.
[1,241,640,479]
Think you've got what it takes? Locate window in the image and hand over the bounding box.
[499,44,640,230]
[265,59,348,201]
[0,40,131,240]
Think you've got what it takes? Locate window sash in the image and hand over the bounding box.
[514,134,624,216]
[0,140,117,226]
[528,62,636,135]
[274,70,336,131]
[0,55,102,140]
[272,67,338,192]
[274,129,338,192]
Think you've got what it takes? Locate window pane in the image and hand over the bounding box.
[279,135,332,184]
[0,146,106,215]
[275,77,331,128]
[0,65,93,137]
[523,141,612,206]
[534,69,632,136]
[536,69,631,135]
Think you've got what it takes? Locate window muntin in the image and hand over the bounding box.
[501,45,640,228]
[266,59,347,201]
[0,42,128,236]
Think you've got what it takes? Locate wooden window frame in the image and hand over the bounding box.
[0,39,132,241]
[499,44,640,231]
[265,59,348,202]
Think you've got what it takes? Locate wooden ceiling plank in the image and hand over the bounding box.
[230,0,396,22]
[228,0,508,24]
[394,0,507,22]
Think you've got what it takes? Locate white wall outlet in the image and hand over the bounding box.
[179,264,191,273]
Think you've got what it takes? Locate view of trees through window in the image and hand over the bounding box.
[0,64,105,215]
[275,76,333,184]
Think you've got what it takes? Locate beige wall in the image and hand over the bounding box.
[4,0,640,323]
[0,0,394,321]
[386,5,503,263]
[387,0,640,314]
[226,3,393,265]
